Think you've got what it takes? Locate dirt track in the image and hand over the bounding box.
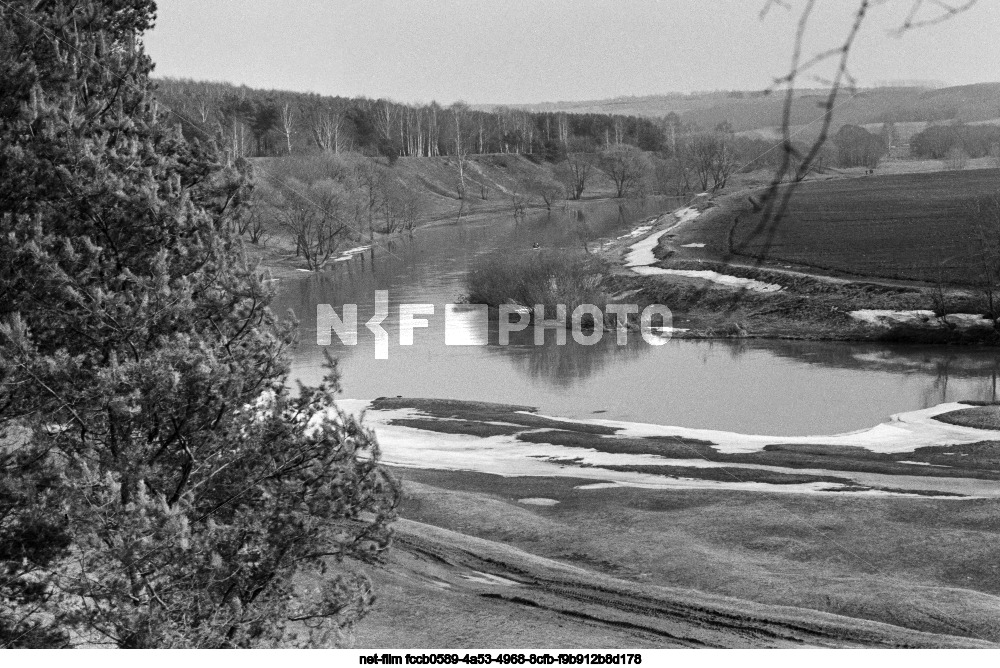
[353,519,994,649]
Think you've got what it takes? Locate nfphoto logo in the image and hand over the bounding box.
[317,291,674,359]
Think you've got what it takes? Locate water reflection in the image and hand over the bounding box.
[485,326,649,388]
[273,198,1000,436]
[736,339,1000,404]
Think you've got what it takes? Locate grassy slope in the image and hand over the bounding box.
[353,513,985,648]
[356,472,1000,647]
[256,152,619,227]
[247,152,621,276]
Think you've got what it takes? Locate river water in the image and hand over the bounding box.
[273,197,1000,437]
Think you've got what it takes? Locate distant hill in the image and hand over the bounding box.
[494,84,1000,136]
[150,76,1000,166]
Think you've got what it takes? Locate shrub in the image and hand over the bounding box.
[467,250,610,325]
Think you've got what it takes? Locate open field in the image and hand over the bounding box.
[720,169,1000,285]
[593,203,997,344]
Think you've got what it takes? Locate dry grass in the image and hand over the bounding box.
[935,406,1000,430]
[387,471,1000,645]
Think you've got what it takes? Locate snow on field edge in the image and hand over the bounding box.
[624,208,782,292]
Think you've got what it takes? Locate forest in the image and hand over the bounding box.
[153,78,669,161]
[910,122,1000,160]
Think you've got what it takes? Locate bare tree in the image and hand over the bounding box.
[556,112,570,147]
[400,191,425,232]
[279,101,295,154]
[354,157,388,237]
[231,186,270,245]
[661,112,682,156]
[508,179,530,220]
[303,99,344,153]
[373,99,397,150]
[555,150,596,200]
[273,178,350,270]
[380,178,422,234]
[450,102,471,198]
[598,144,651,198]
[651,155,693,197]
[216,96,254,162]
[527,175,564,211]
[969,196,1000,322]
[196,98,211,124]
[684,132,740,192]
[244,204,269,244]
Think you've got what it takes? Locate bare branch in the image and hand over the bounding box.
[759,0,792,20]
[893,0,978,35]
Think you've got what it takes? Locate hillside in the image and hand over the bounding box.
[151,77,668,161]
[352,512,992,648]
[503,83,1000,137]
[253,152,619,226]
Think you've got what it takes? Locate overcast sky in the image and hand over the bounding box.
[144,0,998,105]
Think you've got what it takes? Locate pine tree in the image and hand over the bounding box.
[0,1,397,647]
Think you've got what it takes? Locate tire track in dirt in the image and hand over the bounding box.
[387,520,994,648]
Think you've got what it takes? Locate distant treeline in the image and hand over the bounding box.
[153,78,668,161]
[152,78,807,177]
[833,124,890,169]
[910,122,1000,160]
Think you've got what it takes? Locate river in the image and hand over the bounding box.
[272,197,1000,437]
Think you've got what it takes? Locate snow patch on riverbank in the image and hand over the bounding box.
[333,405,841,495]
[673,207,702,226]
[541,402,998,455]
[631,267,782,292]
[518,498,560,506]
[624,208,781,292]
[850,309,991,328]
[624,207,700,268]
[332,245,373,262]
[624,230,672,268]
[617,224,653,240]
[334,400,996,497]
